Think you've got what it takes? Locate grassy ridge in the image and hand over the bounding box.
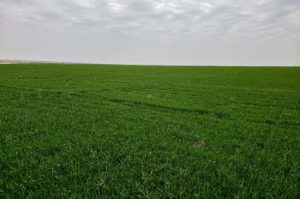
[0,64,299,198]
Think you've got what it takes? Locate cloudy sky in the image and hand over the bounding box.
[0,0,299,65]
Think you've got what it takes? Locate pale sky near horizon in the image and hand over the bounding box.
[0,0,299,66]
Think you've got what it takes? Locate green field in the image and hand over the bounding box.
[0,64,299,198]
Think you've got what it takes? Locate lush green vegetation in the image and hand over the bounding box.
[0,64,299,198]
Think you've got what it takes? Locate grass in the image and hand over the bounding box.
[0,64,299,198]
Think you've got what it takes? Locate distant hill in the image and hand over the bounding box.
[0,59,34,64]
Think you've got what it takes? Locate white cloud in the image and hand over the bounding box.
[0,0,299,65]
[108,1,126,13]
[73,0,96,8]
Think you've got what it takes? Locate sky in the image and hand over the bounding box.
[0,0,299,66]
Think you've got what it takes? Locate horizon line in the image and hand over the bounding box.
[0,59,299,67]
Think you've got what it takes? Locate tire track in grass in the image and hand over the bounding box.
[107,98,230,120]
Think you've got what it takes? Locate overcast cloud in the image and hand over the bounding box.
[0,0,299,65]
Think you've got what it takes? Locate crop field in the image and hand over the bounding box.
[0,64,299,198]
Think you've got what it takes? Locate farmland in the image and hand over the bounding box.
[0,64,299,198]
